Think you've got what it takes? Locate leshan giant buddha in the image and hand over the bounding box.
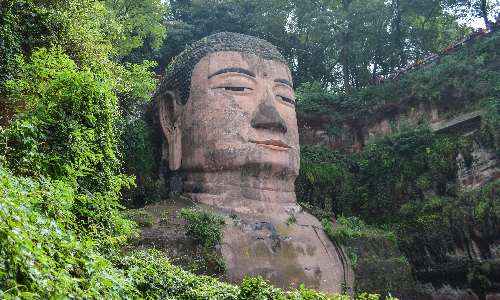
[156,32,353,293]
[159,32,298,211]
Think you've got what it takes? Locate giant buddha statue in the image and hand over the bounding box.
[155,32,353,294]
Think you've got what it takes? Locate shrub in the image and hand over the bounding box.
[0,163,138,299]
[286,215,298,225]
[117,249,392,299]
[1,47,134,220]
[178,208,226,248]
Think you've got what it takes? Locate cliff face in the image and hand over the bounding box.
[298,98,438,152]
[299,109,500,192]
[457,141,500,191]
[298,112,500,299]
[295,40,500,299]
[400,220,500,300]
[347,235,418,299]
[298,50,500,153]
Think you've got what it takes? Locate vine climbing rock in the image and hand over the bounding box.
[153,32,354,294]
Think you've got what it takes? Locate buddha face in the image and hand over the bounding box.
[160,51,299,202]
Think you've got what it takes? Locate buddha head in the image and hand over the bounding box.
[158,32,299,211]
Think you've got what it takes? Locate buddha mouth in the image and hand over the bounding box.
[249,139,291,151]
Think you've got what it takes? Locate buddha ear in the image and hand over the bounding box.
[159,91,182,170]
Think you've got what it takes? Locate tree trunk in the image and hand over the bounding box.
[342,0,352,94]
[481,0,488,28]
[393,0,405,67]
[343,41,350,94]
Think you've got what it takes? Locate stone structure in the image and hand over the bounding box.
[154,32,353,294]
[157,32,299,212]
[457,141,500,191]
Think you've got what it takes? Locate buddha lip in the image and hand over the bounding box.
[249,140,291,150]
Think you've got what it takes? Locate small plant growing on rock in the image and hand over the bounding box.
[121,210,153,227]
[160,209,172,225]
[229,211,239,220]
[285,215,297,225]
[215,257,227,273]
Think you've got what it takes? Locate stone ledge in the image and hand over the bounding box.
[430,110,483,133]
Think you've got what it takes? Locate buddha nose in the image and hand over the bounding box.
[251,91,287,133]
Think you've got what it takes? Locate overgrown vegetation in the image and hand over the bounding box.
[1,161,395,298]
[2,0,498,297]
[296,32,500,122]
[297,31,500,297]
[0,163,137,298]
[322,216,397,246]
[297,119,495,225]
[1,48,136,220]
[119,117,162,208]
[178,208,226,249]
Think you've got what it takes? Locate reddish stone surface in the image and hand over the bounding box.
[133,197,355,294]
[459,170,500,191]
[219,204,354,295]
[153,34,354,294]
[159,51,299,206]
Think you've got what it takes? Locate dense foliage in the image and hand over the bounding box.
[297,125,489,223]
[0,163,138,299]
[296,31,500,119]
[120,117,162,207]
[1,48,134,219]
[1,0,498,298]
[178,208,226,249]
[126,0,486,91]
[296,32,500,224]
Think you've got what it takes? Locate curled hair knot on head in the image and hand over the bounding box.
[161,32,288,105]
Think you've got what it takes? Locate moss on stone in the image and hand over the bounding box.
[252,242,273,261]
[306,245,316,256]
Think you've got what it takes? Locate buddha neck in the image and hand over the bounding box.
[183,170,297,213]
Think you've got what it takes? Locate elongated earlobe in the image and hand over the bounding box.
[159,92,182,170]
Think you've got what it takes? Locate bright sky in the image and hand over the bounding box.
[463,17,487,29]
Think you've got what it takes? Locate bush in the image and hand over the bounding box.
[116,249,394,299]
[0,163,138,299]
[1,47,134,220]
[120,117,161,207]
[296,126,466,223]
[178,208,226,248]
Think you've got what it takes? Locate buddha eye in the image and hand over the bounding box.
[217,87,252,92]
[277,95,295,105]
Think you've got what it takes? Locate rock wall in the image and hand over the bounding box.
[221,207,355,295]
[457,142,500,191]
[400,222,500,300]
[298,98,471,153]
[347,235,418,299]
[296,62,500,298]
[131,196,355,295]
[298,51,500,154]
[298,105,500,192]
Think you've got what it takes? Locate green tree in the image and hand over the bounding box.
[2,48,134,219]
[127,0,293,73]
[104,0,170,57]
[450,0,500,27]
